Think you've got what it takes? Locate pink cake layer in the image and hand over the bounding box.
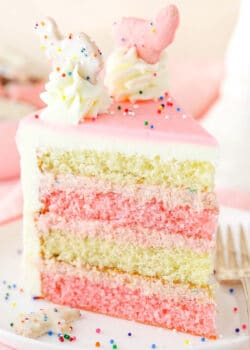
[41,269,216,338]
[40,174,218,211]
[42,261,213,301]
[37,215,215,253]
[18,97,218,148]
[40,188,218,240]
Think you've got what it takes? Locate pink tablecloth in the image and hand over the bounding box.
[0,343,15,350]
[0,180,22,226]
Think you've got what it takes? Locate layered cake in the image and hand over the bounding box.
[17,5,219,338]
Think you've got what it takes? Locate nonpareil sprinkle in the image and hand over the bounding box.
[58,335,64,342]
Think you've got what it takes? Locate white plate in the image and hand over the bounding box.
[0,207,250,350]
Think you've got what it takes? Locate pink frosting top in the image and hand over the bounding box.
[20,95,218,147]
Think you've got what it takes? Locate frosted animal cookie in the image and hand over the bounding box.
[113,4,179,64]
[105,5,179,102]
[12,307,81,339]
[35,18,110,124]
[35,18,102,83]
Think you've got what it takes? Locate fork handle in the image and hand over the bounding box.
[241,277,250,330]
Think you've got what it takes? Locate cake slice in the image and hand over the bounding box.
[17,7,219,339]
[18,98,218,338]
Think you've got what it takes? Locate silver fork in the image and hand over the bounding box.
[216,225,250,328]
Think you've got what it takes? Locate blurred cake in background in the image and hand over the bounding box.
[202,0,250,196]
[0,45,45,179]
[168,58,223,120]
[0,45,45,120]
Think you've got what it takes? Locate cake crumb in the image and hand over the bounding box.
[12,306,81,339]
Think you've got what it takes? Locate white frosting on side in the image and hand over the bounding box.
[105,47,168,102]
[40,61,110,125]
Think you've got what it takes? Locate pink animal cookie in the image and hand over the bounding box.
[113,4,179,64]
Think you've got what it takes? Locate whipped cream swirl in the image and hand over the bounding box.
[40,61,110,125]
[105,47,168,102]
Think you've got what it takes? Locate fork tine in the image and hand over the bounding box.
[240,225,250,268]
[216,226,226,271]
[227,226,238,269]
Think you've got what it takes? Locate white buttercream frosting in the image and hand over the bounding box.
[35,18,111,124]
[40,61,110,125]
[105,47,168,102]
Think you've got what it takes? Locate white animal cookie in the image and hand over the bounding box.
[35,18,110,124]
[35,18,103,84]
[13,307,81,339]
